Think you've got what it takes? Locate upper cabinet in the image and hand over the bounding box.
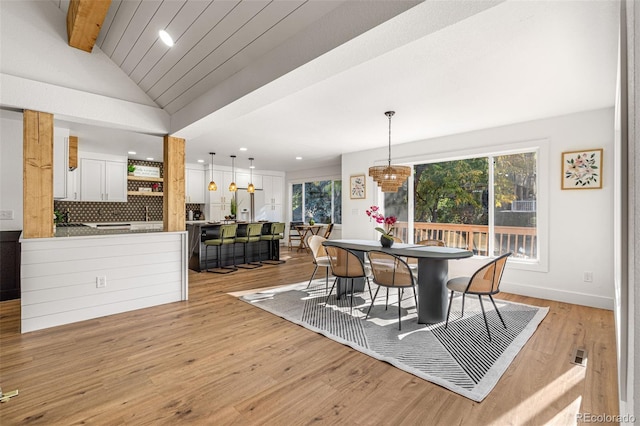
[236,172,262,190]
[208,170,234,205]
[185,166,205,204]
[79,154,127,202]
[53,127,69,199]
[262,175,283,205]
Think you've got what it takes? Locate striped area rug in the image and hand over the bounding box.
[239,280,548,402]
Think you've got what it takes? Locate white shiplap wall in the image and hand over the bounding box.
[21,231,188,333]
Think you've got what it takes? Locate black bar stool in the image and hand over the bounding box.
[236,223,263,269]
[260,222,285,264]
[204,224,238,273]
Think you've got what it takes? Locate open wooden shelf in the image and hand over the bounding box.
[127,176,163,183]
[127,191,163,196]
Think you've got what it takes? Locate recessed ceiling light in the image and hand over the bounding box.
[296,156,302,160]
[197,159,204,163]
[239,147,247,151]
[128,151,136,155]
[146,157,154,161]
[159,30,174,47]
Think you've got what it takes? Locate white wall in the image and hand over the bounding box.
[0,112,24,231]
[342,108,615,309]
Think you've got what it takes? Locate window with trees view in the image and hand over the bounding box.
[385,151,537,260]
[292,180,342,224]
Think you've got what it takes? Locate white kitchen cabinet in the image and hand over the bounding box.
[63,169,80,201]
[206,170,234,221]
[262,175,283,205]
[256,175,283,222]
[236,172,262,190]
[256,203,282,222]
[80,157,127,202]
[185,167,205,204]
[53,128,69,199]
[208,170,234,205]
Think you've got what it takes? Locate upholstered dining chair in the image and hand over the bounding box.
[324,245,372,314]
[366,250,418,330]
[204,224,238,274]
[306,235,331,293]
[235,223,264,269]
[445,252,512,341]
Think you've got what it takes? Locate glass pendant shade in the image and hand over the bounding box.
[229,155,237,192]
[208,152,217,191]
[368,111,411,193]
[247,157,255,193]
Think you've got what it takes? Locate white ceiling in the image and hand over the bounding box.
[51,0,619,172]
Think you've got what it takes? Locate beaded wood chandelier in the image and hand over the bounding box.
[368,111,411,192]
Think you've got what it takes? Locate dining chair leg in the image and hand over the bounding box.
[445,290,454,328]
[412,285,418,311]
[397,289,402,330]
[307,264,319,288]
[205,245,211,272]
[489,294,507,328]
[365,287,382,319]
[478,295,492,342]
[349,278,354,315]
[325,277,338,306]
[365,277,373,300]
[325,267,329,293]
[460,293,466,318]
[385,288,389,310]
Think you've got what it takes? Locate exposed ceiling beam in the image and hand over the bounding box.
[66,0,111,53]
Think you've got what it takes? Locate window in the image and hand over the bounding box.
[291,180,342,224]
[385,150,538,261]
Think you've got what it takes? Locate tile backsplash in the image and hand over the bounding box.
[54,198,164,223]
[54,160,204,223]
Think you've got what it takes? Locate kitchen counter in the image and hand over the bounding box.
[54,226,165,238]
[20,229,188,333]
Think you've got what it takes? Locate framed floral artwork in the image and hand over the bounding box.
[350,174,366,199]
[561,148,603,190]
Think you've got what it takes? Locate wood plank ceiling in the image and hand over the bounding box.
[51,0,343,115]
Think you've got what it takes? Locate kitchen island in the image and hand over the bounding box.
[20,227,188,333]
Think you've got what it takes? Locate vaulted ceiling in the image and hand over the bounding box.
[47,0,619,172]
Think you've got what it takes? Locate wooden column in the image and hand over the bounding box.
[163,135,185,232]
[23,110,54,239]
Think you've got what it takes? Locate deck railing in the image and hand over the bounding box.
[394,222,537,258]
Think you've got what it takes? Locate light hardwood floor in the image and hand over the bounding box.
[0,247,619,425]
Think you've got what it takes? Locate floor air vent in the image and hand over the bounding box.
[571,347,588,366]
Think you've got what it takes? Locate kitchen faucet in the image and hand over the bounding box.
[145,206,150,222]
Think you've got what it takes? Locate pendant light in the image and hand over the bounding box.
[229,155,237,192]
[368,111,411,192]
[247,158,255,193]
[208,152,217,191]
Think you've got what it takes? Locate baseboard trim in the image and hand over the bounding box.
[501,282,614,310]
